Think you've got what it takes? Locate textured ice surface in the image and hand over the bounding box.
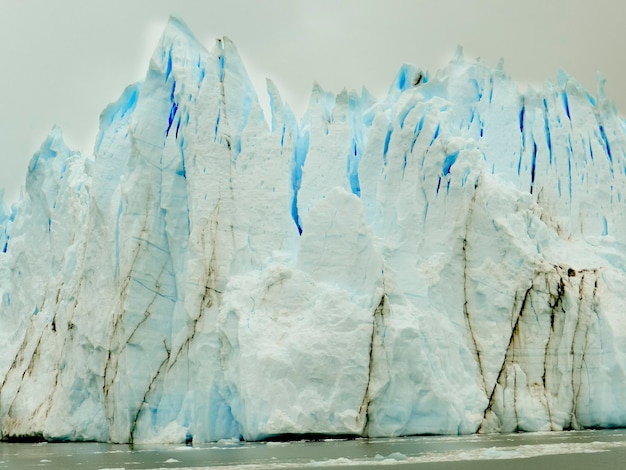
[2,17,626,443]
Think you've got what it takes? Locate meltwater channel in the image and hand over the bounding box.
[1,430,626,469]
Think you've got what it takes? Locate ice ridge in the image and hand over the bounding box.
[2,17,626,443]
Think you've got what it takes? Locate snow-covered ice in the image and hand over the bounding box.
[2,17,626,443]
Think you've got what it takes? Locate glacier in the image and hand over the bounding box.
[2,17,626,443]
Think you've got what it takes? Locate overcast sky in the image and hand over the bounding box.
[1,0,625,204]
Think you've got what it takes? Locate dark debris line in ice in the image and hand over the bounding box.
[479,266,603,433]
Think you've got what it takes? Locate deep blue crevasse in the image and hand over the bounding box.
[562,91,571,120]
[348,140,361,197]
[166,80,178,137]
[291,127,310,234]
[442,151,459,175]
[599,124,613,165]
[542,99,553,165]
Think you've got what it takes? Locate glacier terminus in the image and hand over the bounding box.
[2,17,626,444]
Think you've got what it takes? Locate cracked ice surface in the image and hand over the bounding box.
[2,17,626,443]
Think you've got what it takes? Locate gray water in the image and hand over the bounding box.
[2,429,626,469]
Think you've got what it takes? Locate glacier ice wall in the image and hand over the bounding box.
[2,17,626,443]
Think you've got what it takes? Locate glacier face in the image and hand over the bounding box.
[2,17,626,443]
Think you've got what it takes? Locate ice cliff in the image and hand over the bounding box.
[2,17,626,443]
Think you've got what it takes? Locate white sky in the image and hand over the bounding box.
[1,0,625,204]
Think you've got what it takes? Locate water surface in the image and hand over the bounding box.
[1,429,626,469]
